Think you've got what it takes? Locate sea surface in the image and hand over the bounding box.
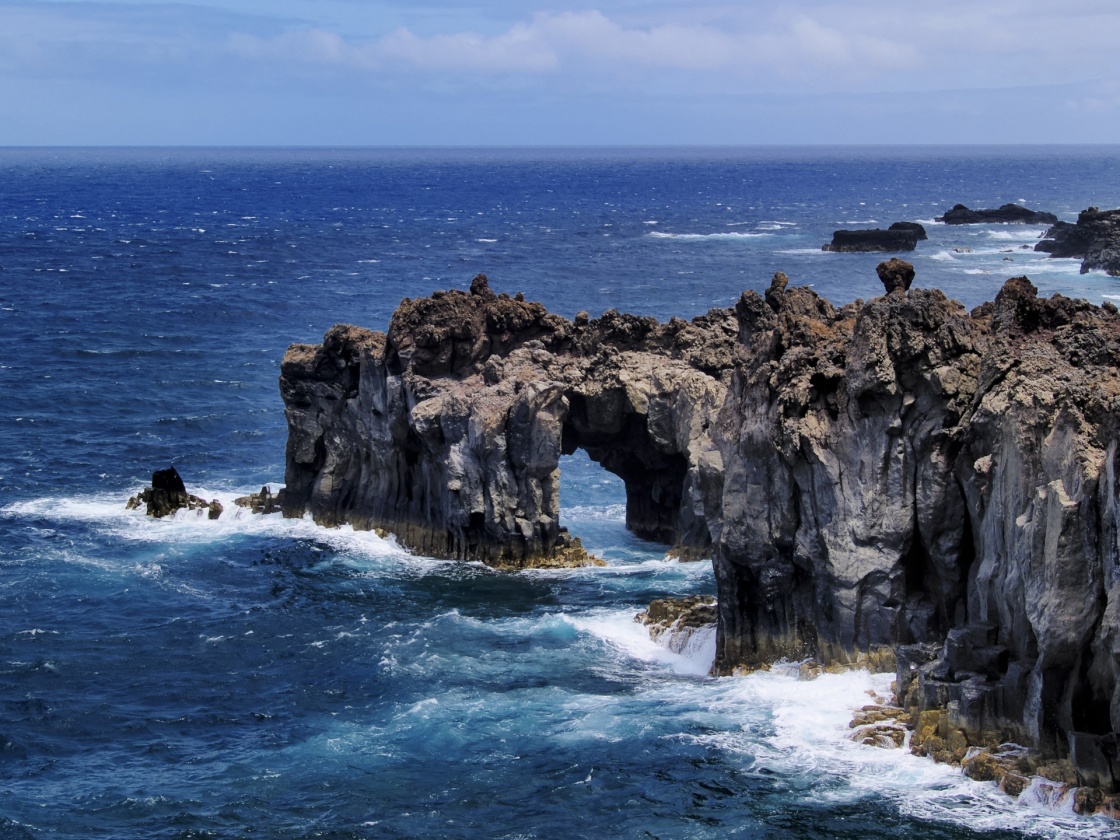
[2,146,1120,839]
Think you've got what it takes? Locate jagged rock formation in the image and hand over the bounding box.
[822,227,919,252]
[126,466,222,519]
[1035,207,1120,276]
[280,269,1120,791]
[939,203,1058,225]
[279,274,733,569]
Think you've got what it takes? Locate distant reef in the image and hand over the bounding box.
[938,203,1059,225]
[279,268,1120,797]
[822,222,926,253]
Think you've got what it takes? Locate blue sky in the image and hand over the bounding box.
[2,0,1118,145]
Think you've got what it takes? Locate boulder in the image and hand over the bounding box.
[876,258,915,294]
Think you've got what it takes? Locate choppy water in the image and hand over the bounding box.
[2,146,1119,838]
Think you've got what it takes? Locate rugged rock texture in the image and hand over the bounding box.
[938,203,1059,225]
[126,466,222,519]
[822,228,918,252]
[281,269,1120,790]
[636,595,717,655]
[279,274,734,569]
[1035,207,1120,276]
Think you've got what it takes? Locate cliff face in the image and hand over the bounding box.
[279,275,733,568]
[280,270,1120,788]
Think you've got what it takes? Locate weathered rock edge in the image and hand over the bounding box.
[280,271,1120,790]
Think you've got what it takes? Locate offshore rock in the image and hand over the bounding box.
[1035,207,1120,276]
[636,595,717,655]
[234,485,282,515]
[279,274,735,569]
[822,228,918,252]
[127,466,220,519]
[938,203,1058,225]
[281,269,1120,791]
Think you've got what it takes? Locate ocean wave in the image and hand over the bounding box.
[647,231,772,242]
[563,607,714,676]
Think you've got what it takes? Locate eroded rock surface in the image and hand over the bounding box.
[281,269,1120,791]
[279,274,733,569]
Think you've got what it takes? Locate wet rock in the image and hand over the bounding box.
[234,486,282,515]
[636,595,717,655]
[127,466,217,519]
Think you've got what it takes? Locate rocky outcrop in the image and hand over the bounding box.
[234,485,282,515]
[279,274,734,569]
[889,221,928,240]
[126,466,222,519]
[636,595,717,655]
[822,227,919,252]
[280,268,1120,791]
[938,203,1058,225]
[1035,207,1120,276]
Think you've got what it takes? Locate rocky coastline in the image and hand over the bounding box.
[278,266,1120,802]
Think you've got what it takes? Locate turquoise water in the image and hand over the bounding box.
[2,147,1118,838]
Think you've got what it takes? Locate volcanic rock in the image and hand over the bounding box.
[1035,207,1120,276]
[938,203,1058,225]
[280,269,1120,792]
[822,228,918,252]
[876,258,915,294]
[127,466,218,518]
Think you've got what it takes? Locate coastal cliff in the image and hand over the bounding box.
[280,270,1120,792]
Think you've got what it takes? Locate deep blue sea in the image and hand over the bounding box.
[2,146,1120,839]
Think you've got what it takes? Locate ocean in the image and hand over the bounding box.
[2,146,1119,839]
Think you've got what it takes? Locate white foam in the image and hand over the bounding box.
[1,489,410,567]
[685,670,1118,838]
[986,229,1048,242]
[564,608,714,676]
[930,250,958,262]
[647,231,771,242]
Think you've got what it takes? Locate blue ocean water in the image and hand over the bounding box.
[2,146,1120,839]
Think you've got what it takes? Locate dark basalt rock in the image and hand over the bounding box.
[823,228,918,252]
[938,203,1058,225]
[127,466,220,518]
[889,221,928,240]
[280,269,1120,792]
[1036,207,1120,276]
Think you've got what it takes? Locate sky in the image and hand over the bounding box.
[1,0,1119,145]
